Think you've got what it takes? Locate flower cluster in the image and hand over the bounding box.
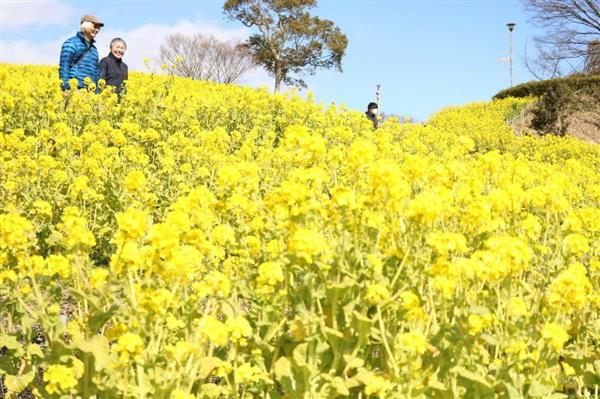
[1,64,599,398]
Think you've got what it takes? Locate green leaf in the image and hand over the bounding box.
[583,371,600,387]
[352,311,373,343]
[479,333,499,346]
[527,380,555,397]
[342,354,364,370]
[273,356,293,380]
[27,343,44,358]
[331,377,350,396]
[263,317,286,343]
[426,373,448,391]
[220,301,235,321]
[504,382,523,399]
[273,356,297,394]
[0,335,21,350]
[453,366,492,389]
[72,335,112,370]
[198,356,223,379]
[68,288,101,314]
[88,304,118,331]
[5,371,35,393]
[323,326,344,339]
[292,343,309,368]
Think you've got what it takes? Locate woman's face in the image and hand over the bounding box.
[111,42,126,59]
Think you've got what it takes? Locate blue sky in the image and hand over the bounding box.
[1,0,538,121]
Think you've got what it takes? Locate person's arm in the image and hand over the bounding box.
[98,58,107,81]
[58,40,75,91]
[120,63,128,94]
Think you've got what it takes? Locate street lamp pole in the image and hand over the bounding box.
[506,23,516,87]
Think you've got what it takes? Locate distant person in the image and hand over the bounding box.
[366,102,379,128]
[99,38,129,94]
[59,15,103,92]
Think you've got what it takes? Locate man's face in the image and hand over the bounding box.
[84,23,101,39]
[111,42,126,59]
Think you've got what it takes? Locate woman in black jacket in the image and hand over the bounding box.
[99,37,128,94]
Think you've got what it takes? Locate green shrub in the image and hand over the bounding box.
[493,75,600,100]
[494,75,600,135]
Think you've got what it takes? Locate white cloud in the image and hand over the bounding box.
[94,18,249,71]
[0,38,66,65]
[1,0,75,32]
[1,16,273,88]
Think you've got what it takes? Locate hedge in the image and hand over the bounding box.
[493,75,600,100]
[493,75,600,136]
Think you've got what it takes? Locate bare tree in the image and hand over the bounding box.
[585,40,600,73]
[522,0,600,78]
[158,33,256,83]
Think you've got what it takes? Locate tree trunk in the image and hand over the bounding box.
[274,62,282,93]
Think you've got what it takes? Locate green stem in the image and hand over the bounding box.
[376,307,399,377]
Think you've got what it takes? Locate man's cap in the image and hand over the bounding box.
[368,102,379,110]
[80,14,104,27]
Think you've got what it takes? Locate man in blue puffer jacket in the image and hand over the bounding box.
[59,14,103,91]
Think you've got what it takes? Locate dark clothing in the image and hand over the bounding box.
[99,53,128,94]
[59,32,100,90]
[366,111,379,129]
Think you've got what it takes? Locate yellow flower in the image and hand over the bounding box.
[210,224,235,246]
[32,199,53,218]
[89,267,109,289]
[348,138,377,169]
[45,254,72,279]
[200,384,227,398]
[507,297,529,318]
[542,323,569,352]
[397,332,428,355]
[116,208,149,241]
[547,262,592,313]
[166,341,195,363]
[357,370,393,396]
[193,270,231,298]
[563,233,590,257]
[113,332,144,364]
[59,210,96,250]
[43,364,79,395]
[226,316,253,345]
[288,228,329,263]
[198,316,228,346]
[399,291,427,321]
[0,213,35,254]
[166,315,185,330]
[124,170,147,193]
[364,283,390,306]
[467,313,493,336]
[171,389,195,399]
[426,232,468,257]
[256,261,284,293]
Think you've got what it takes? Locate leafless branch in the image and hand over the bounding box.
[522,0,600,77]
[158,33,256,83]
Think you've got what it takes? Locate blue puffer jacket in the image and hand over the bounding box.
[58,31,100,90]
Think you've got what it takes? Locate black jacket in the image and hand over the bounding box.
[99,53,128,94]
[365,112,379,129]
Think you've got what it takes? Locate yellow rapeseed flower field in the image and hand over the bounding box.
[1,64,600,398]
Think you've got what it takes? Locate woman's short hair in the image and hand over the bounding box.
[110,38,127,49]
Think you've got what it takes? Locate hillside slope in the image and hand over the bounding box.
[1,64,600,398]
